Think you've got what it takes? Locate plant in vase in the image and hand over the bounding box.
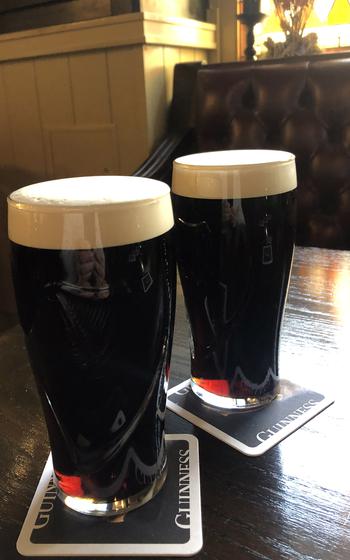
[264,0,320,58]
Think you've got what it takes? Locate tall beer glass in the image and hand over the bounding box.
[172,150,296,410]
[8,176,176,516]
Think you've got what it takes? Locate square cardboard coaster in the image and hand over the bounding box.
[17,434,202,557]
[167,380,334,456]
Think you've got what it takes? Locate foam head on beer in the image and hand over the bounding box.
[172,149,297,199]
[8,176,174,250]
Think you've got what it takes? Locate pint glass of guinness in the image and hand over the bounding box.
[172,150,296,410]
[8,176,176,516]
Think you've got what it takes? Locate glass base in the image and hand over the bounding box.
[191,379,277,411]
[57,462,167,517]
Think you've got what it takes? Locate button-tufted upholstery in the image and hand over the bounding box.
[196,55,350,249]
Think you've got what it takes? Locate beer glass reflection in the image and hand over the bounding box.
[8,176,176,516]
[172,150,296,410]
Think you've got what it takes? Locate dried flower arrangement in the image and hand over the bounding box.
[264,0,320,57]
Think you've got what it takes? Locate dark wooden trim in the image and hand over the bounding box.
[0,0,112,34]
[133,61,202,184]
[133,129,197,184]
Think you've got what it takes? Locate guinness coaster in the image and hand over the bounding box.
[167,380,334,456]
[17,434,202,557]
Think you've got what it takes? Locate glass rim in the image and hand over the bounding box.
[8,176,170,211]
[173,149,296,170]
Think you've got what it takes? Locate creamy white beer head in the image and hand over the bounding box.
[8,176,174,249]
[172,149,297,199]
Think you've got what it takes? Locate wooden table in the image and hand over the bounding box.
[1,246,350,560]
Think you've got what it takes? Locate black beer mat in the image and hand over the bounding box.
[17,434,202,557]
[167,380,334,456]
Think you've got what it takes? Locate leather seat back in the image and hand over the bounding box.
[196,55,350,248]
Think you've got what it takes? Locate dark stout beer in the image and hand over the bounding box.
[172,150,297,410]
[8,176,176,515]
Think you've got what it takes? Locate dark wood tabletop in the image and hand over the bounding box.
[1,246,350,560]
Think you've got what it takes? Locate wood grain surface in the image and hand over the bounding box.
[0,246,349,560]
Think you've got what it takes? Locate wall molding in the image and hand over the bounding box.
[0,11,216,62]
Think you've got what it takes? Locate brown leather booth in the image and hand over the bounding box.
[137,53,350,249]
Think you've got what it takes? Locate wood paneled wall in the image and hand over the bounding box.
[0,46,207,179]
[0,12,215,312]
